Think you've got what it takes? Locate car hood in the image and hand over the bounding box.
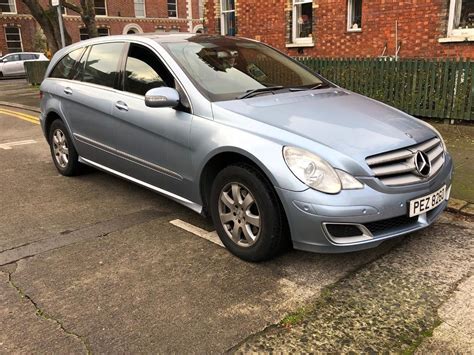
[213,89,436,161]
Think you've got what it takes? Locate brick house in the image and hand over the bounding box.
[0,0,203,55]
[203,0,474,58]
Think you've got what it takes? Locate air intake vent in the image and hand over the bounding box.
[366,137,445,186]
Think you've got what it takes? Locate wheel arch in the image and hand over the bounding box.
[42,109,75,146]
[198,148,280,216]
[43,110,63,140]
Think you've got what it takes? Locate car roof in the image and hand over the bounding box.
[73,33,255,46]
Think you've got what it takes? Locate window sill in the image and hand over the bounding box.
[286,42,314,48]
[438,36,474,43]
[347,28,362,33]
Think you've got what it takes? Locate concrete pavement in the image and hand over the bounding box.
[0,105,472,353]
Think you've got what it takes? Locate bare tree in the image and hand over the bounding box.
[62,0,98,39]
[22,0,72,53]
[21,0,98,54]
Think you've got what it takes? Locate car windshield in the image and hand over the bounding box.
[161,36,325,101]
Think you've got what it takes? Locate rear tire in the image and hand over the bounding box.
[209,163,288,262]
[48,119,82,176]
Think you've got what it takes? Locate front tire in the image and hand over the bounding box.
[209,164,288,262]
[48,119,82,176]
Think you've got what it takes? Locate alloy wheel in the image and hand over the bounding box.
[218,182,261,247]
[52,128,69,168]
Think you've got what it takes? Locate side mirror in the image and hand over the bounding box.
[145,87,180,108]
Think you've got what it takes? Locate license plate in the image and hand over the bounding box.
[409,185,446,217]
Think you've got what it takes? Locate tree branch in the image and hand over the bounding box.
[61,0,82,15]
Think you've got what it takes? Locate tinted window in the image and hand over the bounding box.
[83,42,123,88]
[50,48,85,79]
[124,44,172,96]
[71,46,90,81]
[4,54,19,62]
[20,54,36,60]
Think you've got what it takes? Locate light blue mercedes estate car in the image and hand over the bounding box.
[40,34,453,261]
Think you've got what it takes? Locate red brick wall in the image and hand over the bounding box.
[0,18,38,56]
[204,0,474,59]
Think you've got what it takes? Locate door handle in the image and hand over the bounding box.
[115,101,129,111]
[64,87,73,95]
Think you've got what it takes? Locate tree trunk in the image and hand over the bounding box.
[80,0,98,38]
[22,0,72,54]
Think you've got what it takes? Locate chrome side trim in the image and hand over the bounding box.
[73,133,183,181]
[78,156,202,214]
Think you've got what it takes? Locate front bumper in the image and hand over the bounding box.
[276,153,454,253]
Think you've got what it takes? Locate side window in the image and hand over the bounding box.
[20,54,35,60]
[124,44,173,96]
[83,42,123,88]
[71,46,90,81]
[4,54,19,62]
[50,48,85,79]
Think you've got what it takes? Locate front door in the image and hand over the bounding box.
[1,54,23,76]
[110,43,194,198]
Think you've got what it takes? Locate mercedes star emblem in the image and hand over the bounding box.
[414,151,431,177]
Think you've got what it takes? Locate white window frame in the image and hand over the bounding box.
[347,0,362,32]
[134,0,146,18]
[5,27,23,53]
[292,0,313,44]
[94,0,108,17]
[220,0,235,36]
[0,0,17,14]
[167,0,178,18]
[447,0,474,37]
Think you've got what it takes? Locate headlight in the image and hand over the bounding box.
[283,147,363,194]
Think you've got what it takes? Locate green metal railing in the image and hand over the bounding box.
[296,57,474,121]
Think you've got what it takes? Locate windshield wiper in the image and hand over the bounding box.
[237,86,284,99]
[289,83,331,92]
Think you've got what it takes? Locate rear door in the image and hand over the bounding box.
[51,42,125,166]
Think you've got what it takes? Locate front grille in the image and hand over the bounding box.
[364,215,418,235]
[366,137,445,186]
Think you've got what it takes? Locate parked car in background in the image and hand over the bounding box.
[0,52,49,77]
[39,34,453,262]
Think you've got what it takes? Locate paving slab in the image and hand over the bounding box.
[448,198,468,211]
[461,204,474,216]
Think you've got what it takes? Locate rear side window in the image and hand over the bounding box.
[50,48,85,79]
[124,44,173,96]
[83,42,123,88]
[20,54,36,60]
